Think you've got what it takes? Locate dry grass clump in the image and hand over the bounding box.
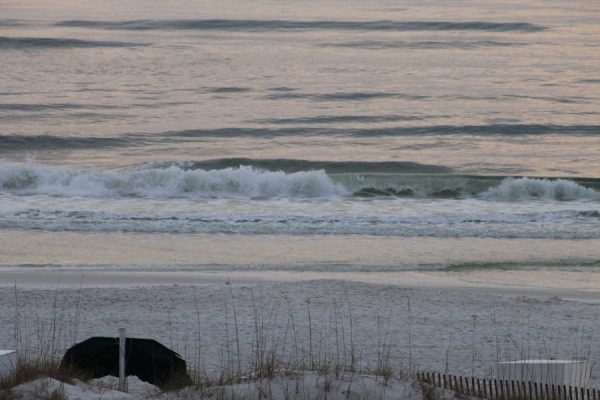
[0,358,71,400]
[0,358,71,391]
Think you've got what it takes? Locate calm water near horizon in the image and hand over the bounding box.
[1,0,599,278]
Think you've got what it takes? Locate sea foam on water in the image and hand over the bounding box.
[480,177,600,201]
[2,162,599,202]
[0,162,348,199]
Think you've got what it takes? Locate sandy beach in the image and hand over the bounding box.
[3,269,600,384]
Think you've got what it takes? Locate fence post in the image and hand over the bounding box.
[496,379,501,400]
[558,384,561,400]
[530,382,534,400]
[483,378,488,399]
[466,377,470,395]
[118,327,126,392]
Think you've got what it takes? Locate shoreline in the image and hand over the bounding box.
[2,268,600,302]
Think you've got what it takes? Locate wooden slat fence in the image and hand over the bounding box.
[416,372,598,400]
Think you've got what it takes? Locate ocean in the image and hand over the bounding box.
[1,0,600,274]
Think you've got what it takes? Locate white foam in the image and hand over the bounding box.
[480,177,600,201]
[2,163,599,203]
[0,162,348,199]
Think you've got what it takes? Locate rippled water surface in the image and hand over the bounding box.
[0,0,599,272]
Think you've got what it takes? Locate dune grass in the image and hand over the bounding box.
[1,282,597,400]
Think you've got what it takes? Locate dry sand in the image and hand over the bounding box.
[1,269,599,383]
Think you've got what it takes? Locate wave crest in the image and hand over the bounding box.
[0,163,347,199]
[1,163,599,202]
[481,177,600,201]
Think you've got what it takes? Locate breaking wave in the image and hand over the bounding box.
[0,163,347,199]
[0,162,599,201]
[480,177,600,201]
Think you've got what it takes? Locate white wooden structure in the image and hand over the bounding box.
[497,360,591,387]
[0,350,16,377]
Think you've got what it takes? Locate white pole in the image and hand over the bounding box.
[119,328,127,392]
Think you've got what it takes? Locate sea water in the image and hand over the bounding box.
[1,0,599,278]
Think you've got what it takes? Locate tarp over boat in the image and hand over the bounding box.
[60,337,191,388]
